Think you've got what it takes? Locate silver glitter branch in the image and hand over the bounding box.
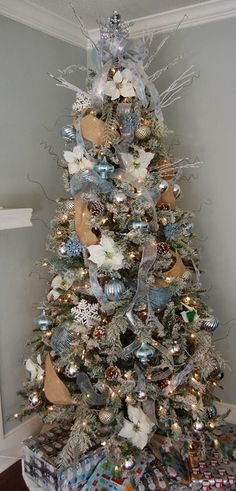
[69,2,99,55]
[149,54,187,83]
[58,64,88,76]
[48,73,81,94]
[160,66,198,108]
[144,15,187,70]
[157,157,202,179]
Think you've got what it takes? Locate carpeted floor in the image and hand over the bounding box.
[0,460,28,491]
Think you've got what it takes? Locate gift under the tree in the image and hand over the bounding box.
[83,455,152,490]
[23,426,105,490]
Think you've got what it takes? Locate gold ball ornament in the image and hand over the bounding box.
[98,407,116,425]
[135,124,152,141]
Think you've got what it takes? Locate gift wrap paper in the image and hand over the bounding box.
[23,424,236,490]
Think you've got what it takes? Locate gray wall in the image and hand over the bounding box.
[0,15,86,432]
[153,18,236,405]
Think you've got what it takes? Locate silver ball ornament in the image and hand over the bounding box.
[65,362,79,378]
[135,124,151,141]
[202,317,219,332]
[98,407,116,425]
[34,310,52,332]
[173,183,181,199]
[113,191,127,204]
[61,125,76,142]
[57,198,74,213]
[57,242,67,257]
[158,180,169,193]
[135,342,155,364]
[135,390,147,402]
[104,278,126,301]
[193,418,205,432]
[123,458,135,470]
[29,391,40,407]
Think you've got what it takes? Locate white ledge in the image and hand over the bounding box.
[0,208,33,230]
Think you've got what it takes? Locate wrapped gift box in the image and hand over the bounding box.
[23,426,105,490]
[84,456,152,490]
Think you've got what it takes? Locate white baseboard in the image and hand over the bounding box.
[216,402,236,425]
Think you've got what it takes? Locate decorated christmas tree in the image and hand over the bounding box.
[18,11,228,490]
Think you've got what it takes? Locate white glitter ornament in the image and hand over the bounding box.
[71,299,100,328]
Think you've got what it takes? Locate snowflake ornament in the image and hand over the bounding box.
[71,299,100,328]
[65,237,83,257]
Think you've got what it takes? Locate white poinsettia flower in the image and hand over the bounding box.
[64,144,93,174]
[47,274,74,300]
[121,147,154,181]
[118,405,154,450]
[25,358,44,382]
[87,235,123,271]
[104,69,136,101]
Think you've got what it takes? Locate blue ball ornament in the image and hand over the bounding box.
[135,342,155,364]
[34,310,52,332]
[93,157,114,179]
[65,238,82,257]
[61,125,76,142]
[128,218,149,233]
[104,278,126,301]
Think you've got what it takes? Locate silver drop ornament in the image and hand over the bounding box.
[173,183,181,199]
[29,391,40,407]
[57,242,67,257]
[65,362,79,378]
[193,418,205,432]
[158,180,169,193]
[34,310,52,332]
[135,342,155,364]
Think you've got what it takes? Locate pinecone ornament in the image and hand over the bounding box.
[156,242,170,255]
[90,201,104,217]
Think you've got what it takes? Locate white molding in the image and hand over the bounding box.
[90,0,236,42]
[0,0,87,48]
[216,401,236,425]
[0,1,236,49]
[0,208,33,230]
